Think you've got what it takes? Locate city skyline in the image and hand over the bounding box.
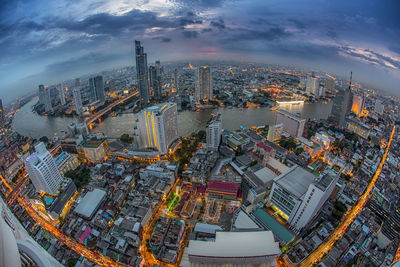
[1,0,400,103]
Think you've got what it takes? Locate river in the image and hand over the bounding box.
[12,98,332,139]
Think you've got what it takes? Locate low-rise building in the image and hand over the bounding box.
[77,137,108,163]
[55,152,79,175]
[184,231,280,266]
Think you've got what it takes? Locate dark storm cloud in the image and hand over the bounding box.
[210,18,225,29]
[202,28,212,33]
[179,11,203,26]
[152,36,172,42]
[51,9,173,35]
[182,30,198,38]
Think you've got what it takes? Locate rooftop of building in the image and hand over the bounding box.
[143,102,176,114]
[207,181,239,193]
[256,142,272,152]
[254,167,278,185]
[54,152,70,165]
[187,231,280,258]
[314,173,335,191]
[233,210,261,230]
[194,223,223,235]
[252,208,295,243]
[74,188,106,218]
[49,180,77,214]
[80,138,106,148]
[274,165,316,198]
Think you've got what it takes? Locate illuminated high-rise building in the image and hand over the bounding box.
[149,65,162,99]
[137,102,178,154]
[0,98,5,128]
[276,110,305,138]
[135,40,150,104]
[306,74,320,96]
[89,76,105,102]
[73,88,83,115]
[25,142,63,195]
[195,66,213,103]
[329,72,353,127]
[351,95,364,116]
[206,113,222,150]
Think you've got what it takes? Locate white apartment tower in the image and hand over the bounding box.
[137,102,178,154]
[206,113,222,150]
[195,66,213,103]
[276,110,306,138]
[267,166,338,232]
[306,75,320,96]
[25,142,63,195]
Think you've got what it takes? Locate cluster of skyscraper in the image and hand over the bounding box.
[195,66,213,104]
[38,74,105,115]
[134,40,163,104]
[306,74,326,98]
[329,72,354,126]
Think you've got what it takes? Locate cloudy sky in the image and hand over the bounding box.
[1,0,400,103]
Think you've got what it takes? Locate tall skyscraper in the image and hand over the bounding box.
[59,85,66,105]
[89,76,105,102]
[173,68,179,89]
[195,66,213,104]
[276,110,306,138]
[38,84,45,105]
[149,65,162,99]
[73,88,83,115]
[25,142,63,195]
[206,113,222,150]
[351,95,364,116]
[135,40,150,104]
[75,78,81,87]
[38,85,52,112]
[306,74,320,96]
[137,102,178,154]
[0,98,5,128]
[374,99,385,115]
[329,72,353,127]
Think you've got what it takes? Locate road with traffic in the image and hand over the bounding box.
[0,172,126,266]
[298,125,395,266]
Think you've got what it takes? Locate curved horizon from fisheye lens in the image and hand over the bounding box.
[0,0,400,103]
